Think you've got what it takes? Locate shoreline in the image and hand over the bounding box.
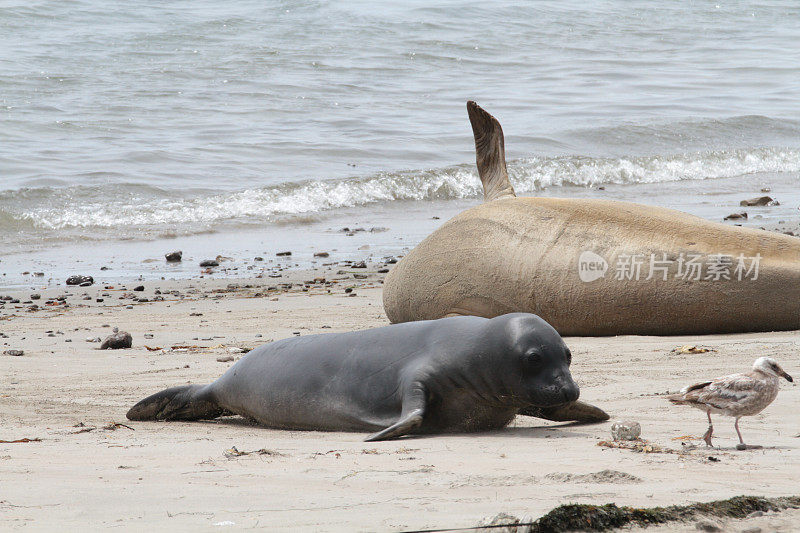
[3,171,800,290]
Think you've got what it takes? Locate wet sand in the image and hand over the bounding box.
[1,266,798,531]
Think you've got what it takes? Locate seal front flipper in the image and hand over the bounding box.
[519,400,610,423]
[126,384,227,421]
[364,382,426,442]
[467,100,516,202]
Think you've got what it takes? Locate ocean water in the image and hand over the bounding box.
[2,1,800,285]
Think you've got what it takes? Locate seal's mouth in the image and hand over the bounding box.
[525,382,580,407]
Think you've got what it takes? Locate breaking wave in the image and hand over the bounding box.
[2,146,799,233]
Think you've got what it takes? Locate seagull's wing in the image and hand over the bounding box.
[692,373,763,411]
[667,381,713,406]
[682,381,713,394]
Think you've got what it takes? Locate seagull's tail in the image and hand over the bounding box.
[665,394,690,405]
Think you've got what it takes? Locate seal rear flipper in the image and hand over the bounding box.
[126,384,226,421]
[467,100,516,202]
[364,408,424,442]
[364,380,427,441]
[519,400,610,423]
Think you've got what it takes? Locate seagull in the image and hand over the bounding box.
[667,357,793,450]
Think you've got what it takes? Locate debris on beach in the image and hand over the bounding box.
[276,251,292,256]
[71,422,134,434]
[100,328,133,349]
[224,446,286,459]
[199,259,219,267]
[671,345,715,354]
[103,422,134,431]
[72,422,96,434]
[0,438,41,443]
[487,495,800,533]
[545,470,642,484]
[597,438,673,454]
[165,250,182,262]
[2,349,23,356]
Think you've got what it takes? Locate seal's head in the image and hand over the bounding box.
[488,313,580,407]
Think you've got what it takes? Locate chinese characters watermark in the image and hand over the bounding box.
[578,251,760,282]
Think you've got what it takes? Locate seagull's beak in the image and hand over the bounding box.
[780,370,793,383]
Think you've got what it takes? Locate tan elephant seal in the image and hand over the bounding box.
[383,101,800,336]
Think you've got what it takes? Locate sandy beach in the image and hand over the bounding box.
[1,264,798,532]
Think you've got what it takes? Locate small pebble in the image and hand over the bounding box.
[3,349,24,356]
[100,331,133,350]
[611,420,641,441]
[165,251,182,262]
[695,518,723,532]
[66,275,93,286]
[740,527,762,533]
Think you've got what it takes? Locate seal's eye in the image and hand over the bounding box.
[565,348,572,366]
[523,350,542,371]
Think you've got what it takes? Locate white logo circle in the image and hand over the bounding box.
[578,251,608,282]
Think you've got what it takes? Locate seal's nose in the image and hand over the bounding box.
[561,382,579,403]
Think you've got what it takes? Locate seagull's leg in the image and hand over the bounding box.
[734,417,747,450]
[702,409,714,447]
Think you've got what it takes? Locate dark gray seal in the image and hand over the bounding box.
[127,313,608,441]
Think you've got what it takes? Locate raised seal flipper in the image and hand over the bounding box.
[467,100,516,202]
[519,400,610,423]
[126,384,228,421]
[364,381,426,441]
